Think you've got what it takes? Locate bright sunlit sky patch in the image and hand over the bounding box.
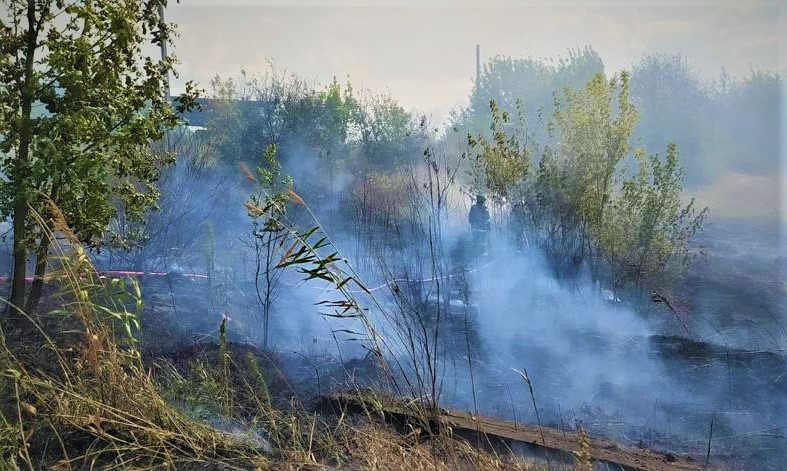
[166,0,786,124]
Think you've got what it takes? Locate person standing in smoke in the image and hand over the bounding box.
[510,200,529,250]
[469,194,491,257]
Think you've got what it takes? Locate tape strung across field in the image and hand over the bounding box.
[0,270,209,283]
[0,257,495,295]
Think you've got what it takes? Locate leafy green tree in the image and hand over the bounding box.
[502,72,640,277]
[599,144,708,291]
[469,71,707,293]
[309,78,360,190]
[461,49,783,195]
[467,99,531,204]
[205,70,421,187]
[205,71,304,164]
[548,72,638,245]
[358,93,415,169]
[206,73,358,160]
[307,78,360,154]
[0,0,198,313]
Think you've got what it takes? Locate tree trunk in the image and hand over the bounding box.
[24,235,51,314]
[8,206,29,314]
[7,1,39,315]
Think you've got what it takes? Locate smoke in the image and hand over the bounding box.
[71,64,786,470]
[332,217,787,469]
[137,133,785,468]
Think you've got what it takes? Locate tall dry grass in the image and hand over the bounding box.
[0,203,269,469]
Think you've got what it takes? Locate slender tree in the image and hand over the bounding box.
[245,144,291,350]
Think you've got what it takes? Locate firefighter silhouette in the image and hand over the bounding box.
[468,194,490,256]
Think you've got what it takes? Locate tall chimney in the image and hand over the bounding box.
[475,44,481,87]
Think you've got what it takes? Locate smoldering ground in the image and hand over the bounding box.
[48,60,785,470]
[433,238,786,469]
[120,150,786,469]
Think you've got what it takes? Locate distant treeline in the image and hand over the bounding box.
[158,48,780,297]
[455,47,782,187]
[190,48,782,191]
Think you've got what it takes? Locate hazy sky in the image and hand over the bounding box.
[162,0,787,221]
[166,0,786,123]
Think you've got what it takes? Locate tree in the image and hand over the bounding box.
[358,93,415,169]
[599,144,708,293]
[0,0,198,313]
[309,78,360,196]
[630,54,711,186]
[467,99,531,205]
[525,72,639,278]
[456,46,604,144]
[468,72,707,294]
[244,145,292,350]
[205,72,364,207]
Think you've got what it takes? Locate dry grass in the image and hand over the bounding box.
[0,202,577,471]
[342,424,548,471]
[0,204,269,470]
[575,428,593,471]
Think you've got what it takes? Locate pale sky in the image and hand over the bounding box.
[165,0,786,124]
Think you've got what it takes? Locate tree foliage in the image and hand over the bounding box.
[599,144,708,290]
[358,93,414,168]
[470,72,707,295]
[546,72,638,243]
[0,0,198,311]
[456,46,604,143]
[205,72,418,181]
[467,99,531,204]
[463,51,783,190]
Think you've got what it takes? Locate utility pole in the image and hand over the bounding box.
[158,4,170,98]
[475,44,481,87]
